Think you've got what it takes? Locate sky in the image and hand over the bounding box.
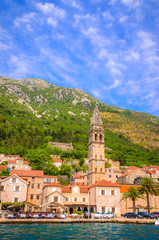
[0,0,159,117]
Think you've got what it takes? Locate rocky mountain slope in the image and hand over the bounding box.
[0,76,159,166]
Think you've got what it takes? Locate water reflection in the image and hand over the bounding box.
[0,223,158,240]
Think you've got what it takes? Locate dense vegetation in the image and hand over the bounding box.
[0,76,159,170]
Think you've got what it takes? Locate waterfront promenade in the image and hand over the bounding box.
[0,217,156,224]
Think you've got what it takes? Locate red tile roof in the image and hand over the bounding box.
[10,169,44,177]
[62,186,72,193]
[0,165,7,170]
[126,166,139,170]
[89,179,120,188]
[118,170,136,178]
[52,159,62,162]
[73,175,82,179]
[23,161,29,164]
[15,157,24,160]
[43,182,62,188]
[80,186,88,193]
[120,185,139,193]
[70,182,85,187]
[43,175,58,178]
[8,160,16,163]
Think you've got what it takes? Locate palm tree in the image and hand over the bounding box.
[122,186,145,213]
[138,177,159,213]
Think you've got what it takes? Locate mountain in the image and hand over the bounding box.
[0,76,159,166]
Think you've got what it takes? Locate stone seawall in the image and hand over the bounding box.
[0,218,156,224]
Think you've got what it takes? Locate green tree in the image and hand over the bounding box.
[122,186,145,213]
[105,161,111,168]
[111,151,126,165]
[138,177,159,213]
[0,169,9,176]
[60,164,72,177]
[79,157,85,166]
[26,149,51,170]
[44,162,59,176]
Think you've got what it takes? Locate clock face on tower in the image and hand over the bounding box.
[97,161,101,166]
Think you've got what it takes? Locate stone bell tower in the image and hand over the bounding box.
[88,105,105,185]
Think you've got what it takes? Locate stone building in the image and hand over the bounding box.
[49,142,74,151]
[10,169,44,209]
[0,174,28,203]
[120,185,159,214]
[89,179,121,216]
[117,168,148,184]
[88,105,105,185]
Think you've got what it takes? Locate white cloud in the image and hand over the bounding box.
[60,0,82,10]
[47,17,57,27]
[14,12,36,28]
[119,15,128,22]
[36,2,66,18]
[104,79,120,89]
[9,55,32,77]
[102,10,114,21]
[74,14,110,48]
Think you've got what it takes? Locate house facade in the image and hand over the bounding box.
[0,174,28,203]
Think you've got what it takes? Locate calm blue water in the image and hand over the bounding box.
[0,223,158,240]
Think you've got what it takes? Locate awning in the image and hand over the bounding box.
[7,201,39,209]
[39,201,68,209]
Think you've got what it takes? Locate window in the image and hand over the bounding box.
[95,134,97,140]
[83,198,86,202]
[100,134,102,141]
[37,183,40,189]
[66,197,69,202]
[74,198,77,202]
[54,178,57,182]
[111,190,115,195]
[112,207,115,213]
[52,187,56,192]
[74,187,78,193]
[100,168,102,173]
[109,175,111,178]
[15,186,20,191]
[14,197,19,202]
[54,197,58,202]
[102,207,105,212]
[116,175,118,178]
[32,177,35,181]
[30,194,34,200]
[12,178,16,183]
[0,186,4,191]
[95,168,97,173]
[31,183,34,189]
[101,190,105,195]
[109,169,111,172]
[95,154,97,160]
[36,195,40,200]
[100,155,102,160]
[43,178,51,183]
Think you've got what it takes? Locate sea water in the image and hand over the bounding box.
[0,223,158,240]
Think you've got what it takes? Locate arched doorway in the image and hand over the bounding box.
[134,177,142,185]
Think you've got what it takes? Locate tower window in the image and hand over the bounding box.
[100,155,102,160]
[100,134,102,141]
[95,154,97,160]
[95,168,97,173]
[100,168,102,173]
[95,134,97,140]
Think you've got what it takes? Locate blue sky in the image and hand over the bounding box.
[0,0,159,116]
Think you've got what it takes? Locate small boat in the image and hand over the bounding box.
[155,219,159,225]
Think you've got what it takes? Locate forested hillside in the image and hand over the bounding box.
[0,76,159,167]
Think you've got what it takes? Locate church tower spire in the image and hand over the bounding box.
[88,104,105,185]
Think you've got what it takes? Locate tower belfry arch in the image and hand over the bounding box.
[88,105,105,185]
